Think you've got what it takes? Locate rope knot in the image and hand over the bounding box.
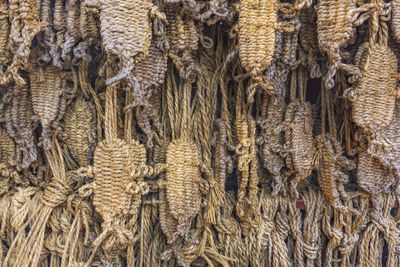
[303,242,318,259]
[41,178,73,208]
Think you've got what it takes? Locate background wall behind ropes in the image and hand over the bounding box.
[1,0,400,266]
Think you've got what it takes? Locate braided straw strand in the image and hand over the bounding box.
[0,0,10,68]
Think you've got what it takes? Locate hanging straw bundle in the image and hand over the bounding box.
[371,102,400,190]
[345,43,399,137]
[282,99,316,198]
[29,49,71,151]
[4,139,74,267]
[0,0,10,69]
[84,0,166,86]
[315,134,358,215]
[2,82,37,169]
[356,137,395,220]
[298,5,320,78]
[238,0,294,98]
[61,0,81,61]
[316,0,362,89]
[0,128,19,194]
[63,97,96,168]
[391,0,400,44]
[257,95,286,195]
[1,0,42,85]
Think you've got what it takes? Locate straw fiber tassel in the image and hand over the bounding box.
[165,139,202,239]
[315,134,358,215]
[4,141,74,267]
[282,100,316,199]
[84,0,166,86]
[345,43,400,135]
[0,0,10,69]
[63,97,96,167]
[317,0,361,89]
[2,0,42,85]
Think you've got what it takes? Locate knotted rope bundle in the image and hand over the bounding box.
[234,116,260,236]
[4,140,74,267]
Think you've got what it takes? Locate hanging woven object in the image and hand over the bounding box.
[282,99,316,198]
[2,82,37,169]
[63,97,97,167]
[316,0,362,89]
[391,0,400,44]
[29,49,71,150]
[315,134,358,215]
[345,43,399,136]
[84,0,166,87]
[1,0,42,85]
[165,6,202,81]
[61,0,80,61]
[165,139,202,239]
[356,136,395,219]
[238,0,294,99]
[257,95,286,195]
[298,5,320,78]
[370,102,400,189]
[0,128,19,195]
